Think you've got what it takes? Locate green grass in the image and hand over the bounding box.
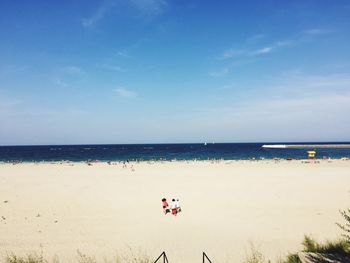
[3,236,349,263]
[279,253,302,263]
[337,208,350,242]
[302,235,350,255]
[5,253,47,263]
[278,235,350,263]
[4,249,151,263]
[243,243,268,263]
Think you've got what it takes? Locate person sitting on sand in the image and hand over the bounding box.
[171,199,177,216]
[175,198,181,213]
[162,198,170,214]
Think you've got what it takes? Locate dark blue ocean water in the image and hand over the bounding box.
[0,143,350,162]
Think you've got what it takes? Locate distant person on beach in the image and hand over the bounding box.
[171,199,177,216]
[175,198,181,213]
[162,198,170,214]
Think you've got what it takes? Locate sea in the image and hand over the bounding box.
[0,143,350,162]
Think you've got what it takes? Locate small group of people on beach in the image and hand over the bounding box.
[161,198,181,216]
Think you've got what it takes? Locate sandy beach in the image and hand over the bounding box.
[0,160,349,262]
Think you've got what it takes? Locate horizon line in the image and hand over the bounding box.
[1,141,350,147]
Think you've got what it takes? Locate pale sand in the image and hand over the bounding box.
[0,160,350,262]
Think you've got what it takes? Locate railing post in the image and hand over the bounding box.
[155,251,212,263]
[203,252,212,263]
[154,252,169,263]
[163,252,169,263]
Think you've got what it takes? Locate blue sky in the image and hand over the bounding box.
[1,0,350,145]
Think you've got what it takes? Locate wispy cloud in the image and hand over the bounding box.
[115,87,137,97]
[61,66,84,75]
[251,46,273,55]
[129,0,168,15]
[166,88,350,142]
[53,78,68,87]
[215,84,236,91]
[219,49,244,60]
[209,68,229,77]
[288,73,350,90]
[82,5,109,27]
[215,71,350,107]
[0,65,27,78]
[116,51,132,59]
[82,0,168,27]
[304,28,334,35]
[97,63,127,72]
[53,66,85,88]
[219,46,274,60]
[195,72,350,141]
[275,40,293,47]
[247,34,265,42]
[262,72,350,106]
[0,94,21,111]
[218,27,335,62]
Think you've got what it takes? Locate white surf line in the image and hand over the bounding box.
[262,144,350,149]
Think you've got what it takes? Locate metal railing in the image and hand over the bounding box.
[202,252,212,263]
[153,251,169,263]
[153,252,212,263]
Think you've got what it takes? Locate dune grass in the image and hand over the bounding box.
[4,249,151,263]
[337,208,350,243]
[278,235,350,263]
[4,207,350,263]
[5,252,47,263]
[3,237,350,263]
[279,253,302,263]
[302,235,350,255]
[243,243,268,263]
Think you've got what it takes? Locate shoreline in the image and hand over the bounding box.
[1,157,350,165]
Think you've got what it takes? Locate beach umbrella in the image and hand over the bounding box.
[307,150,316,159]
